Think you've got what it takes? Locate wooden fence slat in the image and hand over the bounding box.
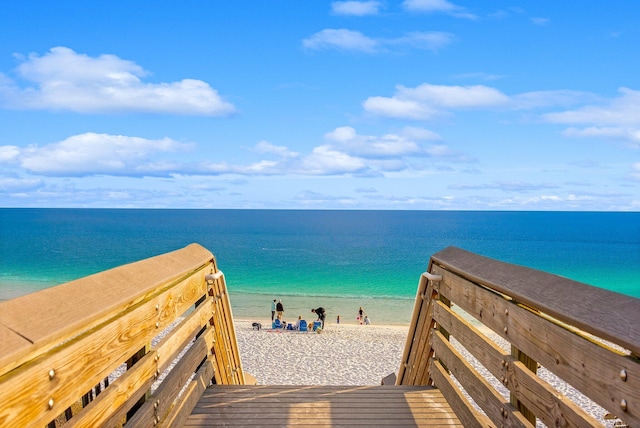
[400,278,436,385]
[217,273,244,384]
[429,359,492,428]
[433,301,599,428]
[163,359,216,427]
[397,272,430,384]
[432,329,531,428]
[432,264,640,427]
[124,327,214,427]
[67,296,213,428]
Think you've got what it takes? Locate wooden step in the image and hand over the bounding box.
[184,385,462,427]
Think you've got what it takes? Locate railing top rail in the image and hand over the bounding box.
[0,243,214,373]
[431,246,640,355]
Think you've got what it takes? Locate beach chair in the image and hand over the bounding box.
[272,319,283,329]
[298,319,308,332]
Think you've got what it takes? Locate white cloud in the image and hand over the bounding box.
[0,177,43,192]
[402,0,477,19]
[388,31,454,51]
[0,145,20,162]
[331,1,382,16]
[300,145,369,175]
[544,87,640,145]
[398,83,508,107]
[325,126,424,157]
[363,96,437,119]
[563,127,640,144]
[363,83,508,119]
[254,141,300,158]
[15,133,188,176]
[302,29,378,52]
[0,47,236,115]
[531,17,550,26]
[303,29,453,53]
[544,87,640,126]
[511,90,597,110]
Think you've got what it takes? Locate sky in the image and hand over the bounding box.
[0,1,639,210]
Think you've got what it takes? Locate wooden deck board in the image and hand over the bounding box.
[183,385,462,427]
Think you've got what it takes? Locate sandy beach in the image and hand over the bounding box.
[235,319,407,386]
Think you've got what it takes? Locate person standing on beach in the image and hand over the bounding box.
[311,307,326,329]
[276,299,284,320]
[358,307,365,324]
[336,315,340,324]
[271,299,277,321]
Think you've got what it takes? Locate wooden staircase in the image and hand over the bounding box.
[184,385,461,427]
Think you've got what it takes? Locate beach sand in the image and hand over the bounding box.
[235,319,407,386]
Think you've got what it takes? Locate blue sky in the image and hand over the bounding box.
[0,1,638,210]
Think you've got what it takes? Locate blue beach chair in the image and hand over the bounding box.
[298,320,308,332]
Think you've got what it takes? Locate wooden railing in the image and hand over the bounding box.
[0,243,244,427]
[398,246,640,427]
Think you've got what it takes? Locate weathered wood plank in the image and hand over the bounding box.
[430,246,640,356]
[433,300,598,428]
[432,264,640,426]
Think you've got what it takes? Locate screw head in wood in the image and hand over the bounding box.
[48,398,54,409]
[155,322,159,328]
[504,326,508,334]
[620,369,627,381]
[48,369,55,380]
[621,399,627,411]
[505,309,509,315]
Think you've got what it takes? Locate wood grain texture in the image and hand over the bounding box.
[431,246,640,356]
[432,264,640,426]
[433,301,597,428]
[185,384,462,427]
[0,243,213,374]
[429,360,492,428]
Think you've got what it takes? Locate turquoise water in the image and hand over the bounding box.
[1,209,638,323]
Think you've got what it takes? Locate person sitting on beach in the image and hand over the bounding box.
[276,299,284,320]
[295,315,304,330]
[311,307,326,329]
[364,315,370,325]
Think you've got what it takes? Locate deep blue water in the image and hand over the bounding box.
[1,209,639,302]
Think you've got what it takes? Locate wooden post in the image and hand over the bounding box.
[510,345,537,425]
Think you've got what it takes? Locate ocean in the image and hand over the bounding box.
[1,209,638,324]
